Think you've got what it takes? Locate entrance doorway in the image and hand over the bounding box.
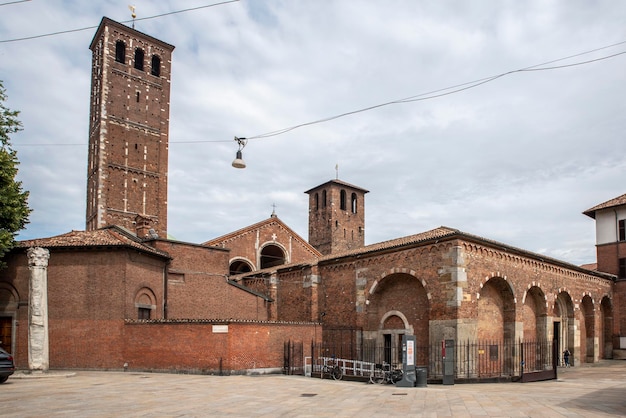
[0,317,12,353]
[553,321,561,364]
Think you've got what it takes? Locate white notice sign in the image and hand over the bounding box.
[407,340,415,366]
[212,325,228,333]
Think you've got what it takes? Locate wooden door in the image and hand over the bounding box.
[0,317,12,353]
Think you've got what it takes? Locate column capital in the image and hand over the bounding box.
[27,247,50,268]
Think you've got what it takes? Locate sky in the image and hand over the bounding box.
[1,0,625,267]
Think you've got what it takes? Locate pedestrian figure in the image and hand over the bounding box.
[563,349,571,367]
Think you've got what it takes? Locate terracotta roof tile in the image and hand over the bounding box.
[236,225,613,281]
[17,226,170,259]
[580,263,598,271]
[583,193,626,218]
[319,226,458,261]
[304,179,369,194]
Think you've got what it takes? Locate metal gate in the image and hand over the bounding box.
[283,340,304,375]
[520,339,558,382]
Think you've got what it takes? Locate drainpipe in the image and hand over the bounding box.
[615,209,623,352]
[163,259,170,319]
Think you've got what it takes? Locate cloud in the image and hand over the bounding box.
[2,0,625,266]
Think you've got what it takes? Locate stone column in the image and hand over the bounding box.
[27,247,50,372]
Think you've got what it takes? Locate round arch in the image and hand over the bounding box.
[0,282,19,312]
[600,296,613,359]
[134,287,157,320]
[0,282,19,354]
[554,291,575,366]
[229,257,254,275]
[379,310,411,331]
[365,272,429,365]
[477,277,516,342]
[369,267,430,298]
[259,242,288,269]
[521,285,548,341]
[580,295,595,363]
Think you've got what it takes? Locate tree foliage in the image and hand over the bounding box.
[0,80,31,266]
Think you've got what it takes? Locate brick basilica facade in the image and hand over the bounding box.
[0,17,623,375]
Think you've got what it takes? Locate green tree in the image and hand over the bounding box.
[0,80,31,267]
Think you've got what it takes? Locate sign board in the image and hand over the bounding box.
[396,335,417,387]
[212,325,229,333]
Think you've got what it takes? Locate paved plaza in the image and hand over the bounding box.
[1,361,625,417]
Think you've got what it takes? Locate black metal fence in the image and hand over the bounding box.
[309,337,555,382]
[284,340,304,375]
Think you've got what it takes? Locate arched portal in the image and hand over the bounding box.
[365,273,429,365]
[600,296,613,359]
[478,277,516,342]
[554,292,575,366]
[0,283,18,354]
[580,295,595,363]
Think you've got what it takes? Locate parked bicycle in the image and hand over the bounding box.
[369,362,403,384]
[320,356,343,380]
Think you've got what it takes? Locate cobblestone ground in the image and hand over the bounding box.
[1,360,625,417]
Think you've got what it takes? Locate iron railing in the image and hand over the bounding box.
[308,338,555,382]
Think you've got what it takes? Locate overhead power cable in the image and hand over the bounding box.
[0,0,31,6]
[12,41,626,147]
[242,43,626,141]
[0,0,239,43]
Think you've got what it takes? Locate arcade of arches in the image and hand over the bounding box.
[280,239,614,367]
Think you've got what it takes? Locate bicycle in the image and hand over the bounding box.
[369,362,403,384]
[320,357,343,380]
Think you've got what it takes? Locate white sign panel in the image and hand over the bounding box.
[212,325,229,333]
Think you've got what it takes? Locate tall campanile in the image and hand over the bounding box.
[86,17,174,238]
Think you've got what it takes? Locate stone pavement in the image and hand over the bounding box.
[1,361,625,417]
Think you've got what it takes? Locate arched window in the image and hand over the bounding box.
[351,193,357,213]
[115,40,126,63]
[260,244,286,269]
[340,189,347,211]
[134,287,156,320]
[314,193,319,211]
[134,48,144,71]
[322,190,327,208]
[151,55,161,77]
[229,260,253,275]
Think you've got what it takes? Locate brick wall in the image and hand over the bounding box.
[152,240,271,320]
[0,247,167,368]
[205,218,319,272]
[307,183,366,255]
[122,320,316,374]
[596,242,626,277]
[274,236,614,362]
[87,18,173,237]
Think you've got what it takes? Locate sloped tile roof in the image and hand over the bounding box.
[235,226,459,278]
[583,193,626,219]
[318,226,458,261]
[580,262,598,271]
[263,226,613,280]
[304,179,369,194]
[17,226,171,259]
[203,216,322,257]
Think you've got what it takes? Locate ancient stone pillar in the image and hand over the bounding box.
[27,247,50,372]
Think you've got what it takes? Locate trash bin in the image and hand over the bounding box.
[415,366,427,387]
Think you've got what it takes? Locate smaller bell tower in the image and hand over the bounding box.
[305,179,368,255]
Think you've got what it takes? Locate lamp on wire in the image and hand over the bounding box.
[232,136,247,169]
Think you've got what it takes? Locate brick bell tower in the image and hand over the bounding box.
[86,17,174,238]
[305,179,368,255]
